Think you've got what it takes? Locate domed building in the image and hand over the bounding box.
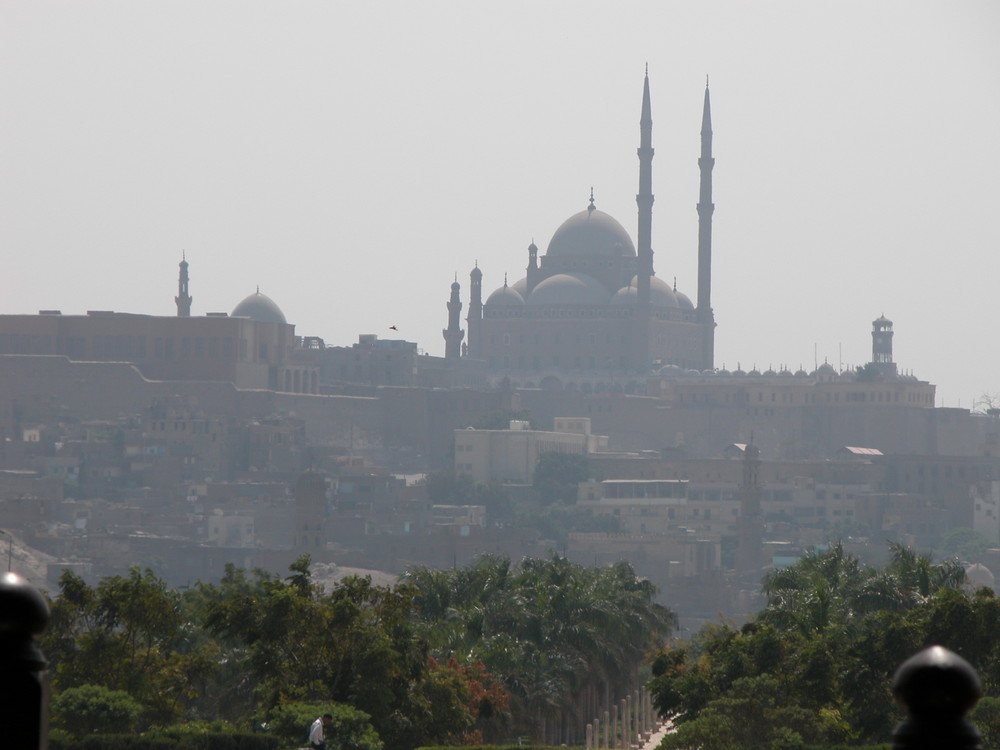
[445,73,717,389]
[232,290,288,325]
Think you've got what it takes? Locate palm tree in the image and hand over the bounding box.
[403,554,676,743]
[885,542,966,604]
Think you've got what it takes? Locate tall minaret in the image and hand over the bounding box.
[175,253,192,317]
[443,277,464,360]
[633,68,655,372]
[466,264,483,358]
[526,241,540,295]
[636,67,655,307]
[696,79,716,369]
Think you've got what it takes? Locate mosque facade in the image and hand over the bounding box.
[444,73,717,390]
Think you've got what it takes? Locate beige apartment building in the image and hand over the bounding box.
[454,417,608,483]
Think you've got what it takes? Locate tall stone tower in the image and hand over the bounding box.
[634,69,655,371]
[466,264,483,358]
[871,315,897,378]
[696,80,716,370]
[443,278,464,360]
[175,254,192,317]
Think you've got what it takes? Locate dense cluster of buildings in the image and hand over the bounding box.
[2,73,998,624]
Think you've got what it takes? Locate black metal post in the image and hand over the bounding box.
[892,645,982,750]
[0,572,50,749]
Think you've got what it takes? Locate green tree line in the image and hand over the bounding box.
[647,543,1000,750]
[42,553,674,749]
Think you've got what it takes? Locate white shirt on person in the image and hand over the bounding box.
[309,717,325,745]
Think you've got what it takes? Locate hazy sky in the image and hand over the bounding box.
[3,2,998,406]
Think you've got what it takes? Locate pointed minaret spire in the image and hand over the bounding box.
[632,67,655,373]
[175,254,192,317]
[466,263,483,358]
[696,78,716,369]
[443,277,464,360]
[636,69,654,308]
[526,239,540,295]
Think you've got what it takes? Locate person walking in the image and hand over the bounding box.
[309,713,332,750]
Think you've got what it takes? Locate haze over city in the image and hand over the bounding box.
[2,1,998,404]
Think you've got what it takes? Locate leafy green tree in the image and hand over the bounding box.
[885,542,966,603]
[972,696,1000,750]
[533,452,591,505]
[43,567,212,726]
[660,675,849,750]
[404,554,675,744]
[180,563,274,722]
[205,555,468,750]
[650,544,981,747]
[50,684,143,737]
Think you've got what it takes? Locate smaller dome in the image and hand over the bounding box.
[626,276,679,308]
[815,362,837,376]
[966,563,995,589]
[232,291,287,324]
[795,369,809,377]
[510,277,529,297]
[527,272,610,306]
[610,285,638,306]
[675,290,694,310]
[486,284,525,307]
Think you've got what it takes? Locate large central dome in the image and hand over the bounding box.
[546,204,636,258]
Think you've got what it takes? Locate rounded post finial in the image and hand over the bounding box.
[0,572,49,748]
[892,646,982,750]
[0,572,49,637]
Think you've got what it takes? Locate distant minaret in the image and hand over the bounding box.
[634,68,655,371]
[636,68,655,307]
[696,79,716,369]
[467,264,483,358]
[871,315,897,378]
[526,241,540,295]
[175,254,192,317]
[736,437,763,573]
[443,278,465,360]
